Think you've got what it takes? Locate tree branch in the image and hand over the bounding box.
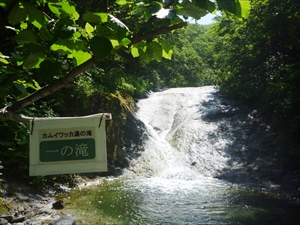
[130,22,187,46]
[0,107,33,124]
[1,21,187,123]
[7,56,99,112]
[0,107,112,124]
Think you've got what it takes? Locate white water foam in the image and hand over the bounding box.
[125,86,231,180]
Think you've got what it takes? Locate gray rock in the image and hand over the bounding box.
[12,216,25,223]
[0,215,12,223]
[0,218,8,225]
[49,215,76,225]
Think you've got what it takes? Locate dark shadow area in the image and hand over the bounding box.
[226,188,300,225]
[199,91,300,198]
[117,112,147,167]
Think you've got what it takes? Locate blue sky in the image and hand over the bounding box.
[187,11,222,25]
[197,13,216,25]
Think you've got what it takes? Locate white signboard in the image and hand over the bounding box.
[29,113,111,176]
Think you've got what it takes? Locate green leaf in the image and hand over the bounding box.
[139,49,151,63]
[85,22,94,35]
[121,38,131,46]
[0,0,10,8]
[53,26,75,41]
[51,39,87,54]
[193,0,207,9]
[178,0,207,20]
[134,41,162,63]
[21,43,44,55]
[40,27,53,41]
[216,0,250,18]
[206,0,216,13]
[108,15,129,40]
[24,79,40,91]
[83,11,108,23]
[72,31,81,39]
[72,50,92,66]
[131,46,139,58]
[20,22,28,30]
[23,1,46,29]
[192,0,216,13]
[110,39,120,48]
[50,41,72,54]
[13,30,37,44]
[23,52,46,69]
[116,0,129,5]
[8,2,26,25]
[239,0,251,18]
[48,1,79,20]
[32,79,41,90]
[47,1,61,16]
[109,14,129,30]
[146,41,162,62]
[0,52,9,64]
[158,38,173,60]
[163,0,175,8]
[216,0,235,14]
[95,25,106,35]
[14,83,27,93]
[90,37,113,58]
[0,58,9,64]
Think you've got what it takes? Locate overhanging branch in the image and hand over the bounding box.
[0,107,112,124]
[130,22,187,46]
[0,107,32,124]
[2,22,187,123]
[8,56,99,112]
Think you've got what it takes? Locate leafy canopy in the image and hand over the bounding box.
[0,0,250,120]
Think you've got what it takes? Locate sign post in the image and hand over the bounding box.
[29,113,111,176]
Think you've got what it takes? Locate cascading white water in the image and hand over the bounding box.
[125,86,232,180]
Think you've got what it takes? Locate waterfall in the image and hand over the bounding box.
[124,86,234,180]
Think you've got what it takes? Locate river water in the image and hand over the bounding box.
[59,86,299,224]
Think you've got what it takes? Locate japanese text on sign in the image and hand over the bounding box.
[39,127,95,141]
[41,130,93,139]
[40,139,95,162]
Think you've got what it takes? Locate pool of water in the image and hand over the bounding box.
[59,176,299,225]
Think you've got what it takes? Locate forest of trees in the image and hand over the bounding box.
[0,0,299,184]
[212,0,300,167]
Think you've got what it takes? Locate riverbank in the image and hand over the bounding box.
[0,174,101,225]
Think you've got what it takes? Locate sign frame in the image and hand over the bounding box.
[29,113,111,176]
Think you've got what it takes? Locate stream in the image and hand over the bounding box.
[58,86,299,225]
